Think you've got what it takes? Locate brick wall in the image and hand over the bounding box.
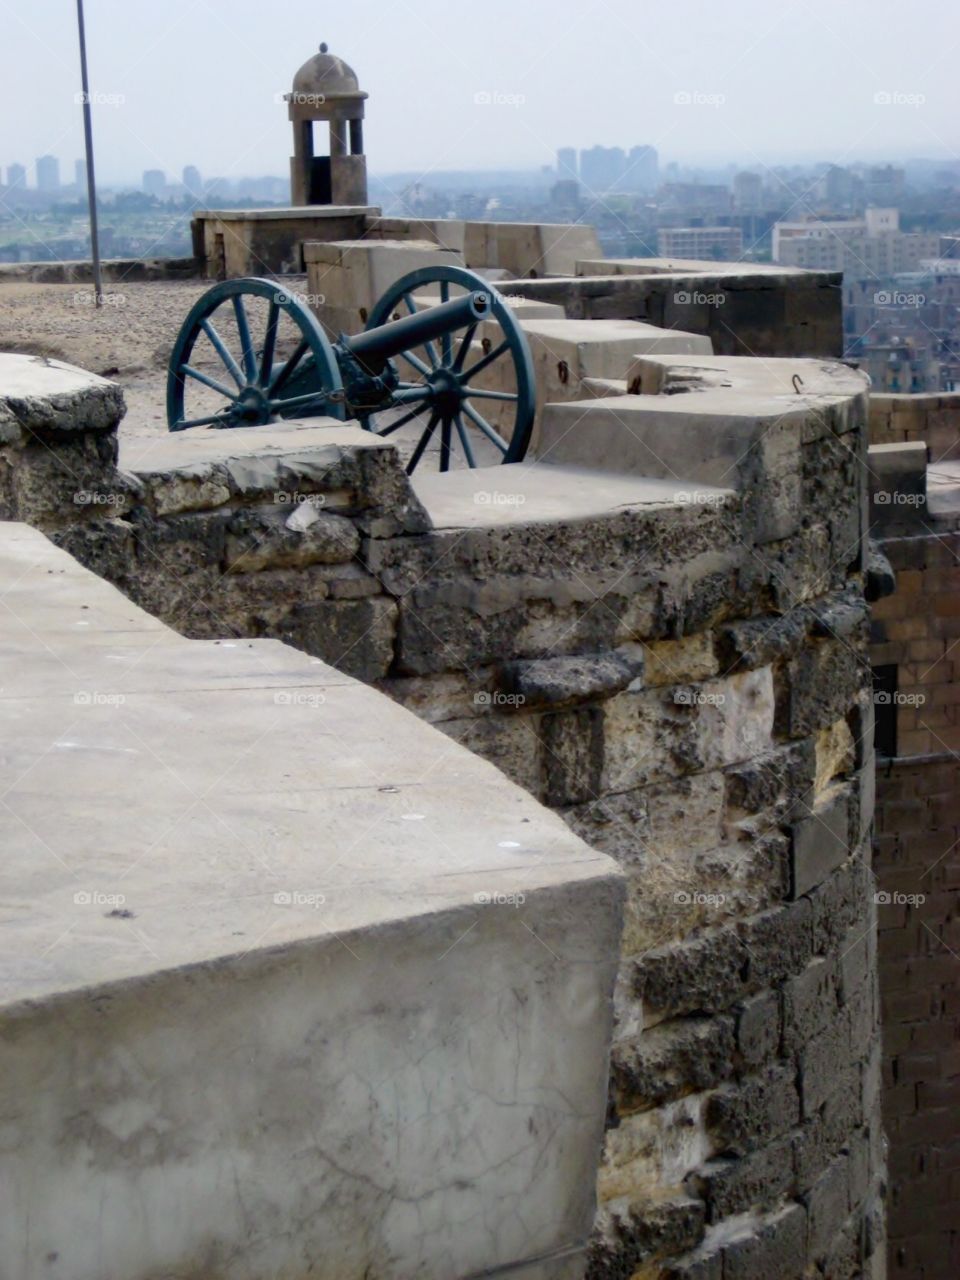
[870,399,960,1279]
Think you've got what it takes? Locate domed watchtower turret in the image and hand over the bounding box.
[286,43,368,206]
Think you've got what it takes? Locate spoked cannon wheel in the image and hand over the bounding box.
[360,265,535,473]
[167,278,344,431]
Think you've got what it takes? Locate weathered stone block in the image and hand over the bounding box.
[587,1194,706,1279]
[497,650,641,713]
[277,597,397,681]
[706,1065,801,1156]
[782,955,839,1055]
[719,1201,807,1280]
[612,1015,736,1110]
[689,1133,795,1222]
[790,785,852,898]
[224,507,359,573]
[540,707,605,806]
[735,989,781,1070]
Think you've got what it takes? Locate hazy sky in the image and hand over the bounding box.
[2,0,957,184]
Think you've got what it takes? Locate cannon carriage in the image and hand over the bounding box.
[167,265,535,473]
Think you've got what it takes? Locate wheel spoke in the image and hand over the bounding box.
[391,384,433,404]
[269,390,333,412]
[454,412,477,467]
[233,295,257,381]
[462,340,509,382]
[366,404,430,438]
[269,339,309,395]
[259,301,280,387]
[406,411,440,474]
[199,319,245,388]
[439,417,452,471]
[460,388,519,403]
[453,323,479,371]
[463,401,509,453]
[182,363,238,400]
[397,349,432,378]
[172,412,233,431]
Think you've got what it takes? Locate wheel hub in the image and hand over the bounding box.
[427,366,462,417]
[230,384,270,425]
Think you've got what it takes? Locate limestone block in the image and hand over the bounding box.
[304,238,463,337]
[224,506,359,573]
[464,220,602,278]
[277,595,397,681]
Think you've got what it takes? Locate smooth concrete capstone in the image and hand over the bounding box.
[0,521,624,1280]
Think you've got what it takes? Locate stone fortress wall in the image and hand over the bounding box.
[0,241,891,1277]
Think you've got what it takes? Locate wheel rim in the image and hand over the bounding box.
[167,278,344,432]
[360,265,535,473]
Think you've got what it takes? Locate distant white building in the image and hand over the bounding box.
[657,225,743,259]
[773,208,939,274]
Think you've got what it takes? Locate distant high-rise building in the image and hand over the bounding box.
[866,165,905,206]
[74,158,85,191]
[556,148,578,181]
[182,165,203,197]
[579,145,625,193]
[733,171,763,212]
[627,145,658,193]
[6,163,27,190]
[143,169,166,197]
[35,155,60,192]
[822,164,857,209]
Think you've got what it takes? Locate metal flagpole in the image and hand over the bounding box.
[75,0,103,308]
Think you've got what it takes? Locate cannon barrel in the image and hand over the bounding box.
[342,290,490,369]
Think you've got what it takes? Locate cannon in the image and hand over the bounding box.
[167,265,536,473]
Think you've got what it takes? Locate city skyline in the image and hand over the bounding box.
[1,0,956,187]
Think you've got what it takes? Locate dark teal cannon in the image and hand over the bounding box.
[167,265,536,473]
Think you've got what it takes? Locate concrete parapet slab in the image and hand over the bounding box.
[0,520,623,1280]
[305,237,463,338]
